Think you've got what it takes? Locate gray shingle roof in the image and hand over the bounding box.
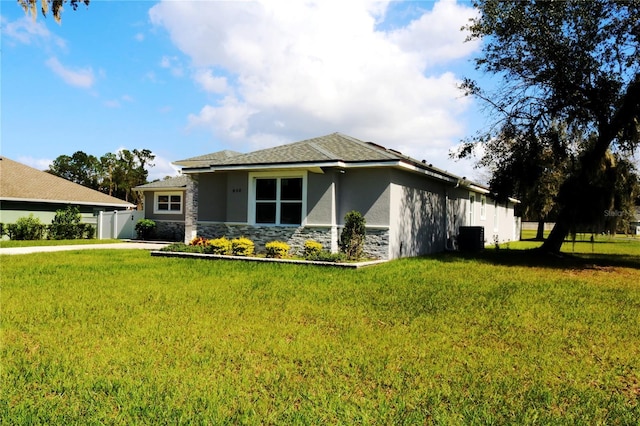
[177,133,415,168]
[134,175,190,190]
[0,156,134,207]
[170,133,500,194]
[175,149,242,164]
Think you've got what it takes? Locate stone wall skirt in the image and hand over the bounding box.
[197,223,389,260]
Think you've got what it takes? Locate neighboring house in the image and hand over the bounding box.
[170,133,519,260]
[0,156,134,226]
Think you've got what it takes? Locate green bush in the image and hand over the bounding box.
[303,239,323,258]
[7,215,47,240]
[207,237,232,255]
[340,210,366,260]
[304,250,347,263]
[231,237,254,256]
[135,219,156,240]
[77,223,96,239]
[160,242,204,253]
[49,206,84,240]
[265,241,290,258]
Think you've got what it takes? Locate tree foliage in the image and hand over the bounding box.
[47,149,155,205]
[18,0,89,23]
[461,0,640,252]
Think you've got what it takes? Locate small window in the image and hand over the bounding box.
[480,195,487,220]
[154,192,183,214]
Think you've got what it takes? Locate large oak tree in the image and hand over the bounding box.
[460,0,640,253]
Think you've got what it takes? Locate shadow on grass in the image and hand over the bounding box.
[431,249,640,271]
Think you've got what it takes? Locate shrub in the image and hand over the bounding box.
[190,236,208,246]
[49,206,84,240]
[340,210,366,260]
[135,219,156,240]
[265,241,290,258]
[160,242,204,253]
[7,215,47,240]
[77,223,96,239]
[231,237,254,256]
[207,237,232,255]
[303,239,323,259]
[305,250,347,263]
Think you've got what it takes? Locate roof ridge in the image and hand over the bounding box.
[308,141,339,159]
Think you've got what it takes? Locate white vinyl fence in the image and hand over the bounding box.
[97,210,144,240]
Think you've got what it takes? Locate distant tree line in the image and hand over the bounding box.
[47,149,155,206]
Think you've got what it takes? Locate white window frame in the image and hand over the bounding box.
[480,195,487,220]
[469,193,475,225]
[154,191,183,215]
[248,171,307,226]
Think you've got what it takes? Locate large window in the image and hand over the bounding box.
[251,173,305,225]
[154,192,183,214]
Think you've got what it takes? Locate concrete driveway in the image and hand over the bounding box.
[0,241,169,255]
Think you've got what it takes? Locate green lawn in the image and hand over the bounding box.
[2,241,639,424]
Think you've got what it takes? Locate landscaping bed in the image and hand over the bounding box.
[151,249,387,268]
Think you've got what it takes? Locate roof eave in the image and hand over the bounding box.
[0,196,135,208]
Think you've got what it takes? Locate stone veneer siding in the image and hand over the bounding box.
[183,175,198,243]
[154,220,185,242]
[197,223,389,260]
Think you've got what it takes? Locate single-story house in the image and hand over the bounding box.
[165,133,519,259]
[0,156,134,227]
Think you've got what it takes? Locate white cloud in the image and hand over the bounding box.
[147,154,181,181]
[46,57,95,88]
[18,156,53,171]
[149,0,481,172]
[160,55,183,77]
[1,15,66,49]
[134,32,145,42]
[193,69,229,94]
[104,99,121,108]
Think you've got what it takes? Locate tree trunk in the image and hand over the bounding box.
[540,212,570,253]
[535,220,545,240]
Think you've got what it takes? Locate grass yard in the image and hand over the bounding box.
[1,240,639,424]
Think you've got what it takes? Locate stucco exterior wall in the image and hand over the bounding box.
[485,200,519,244]
[337,168,390,227]
[227,172,248,223]
[198,173,228,222]
[142,192,186,222]
[388,170,447,258]
[306,171,335,225]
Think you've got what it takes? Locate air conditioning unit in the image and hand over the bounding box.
[458,226,485,251]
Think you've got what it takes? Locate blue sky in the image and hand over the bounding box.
[2,0,492,181]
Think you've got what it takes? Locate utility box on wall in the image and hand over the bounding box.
[458,226,485,251]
